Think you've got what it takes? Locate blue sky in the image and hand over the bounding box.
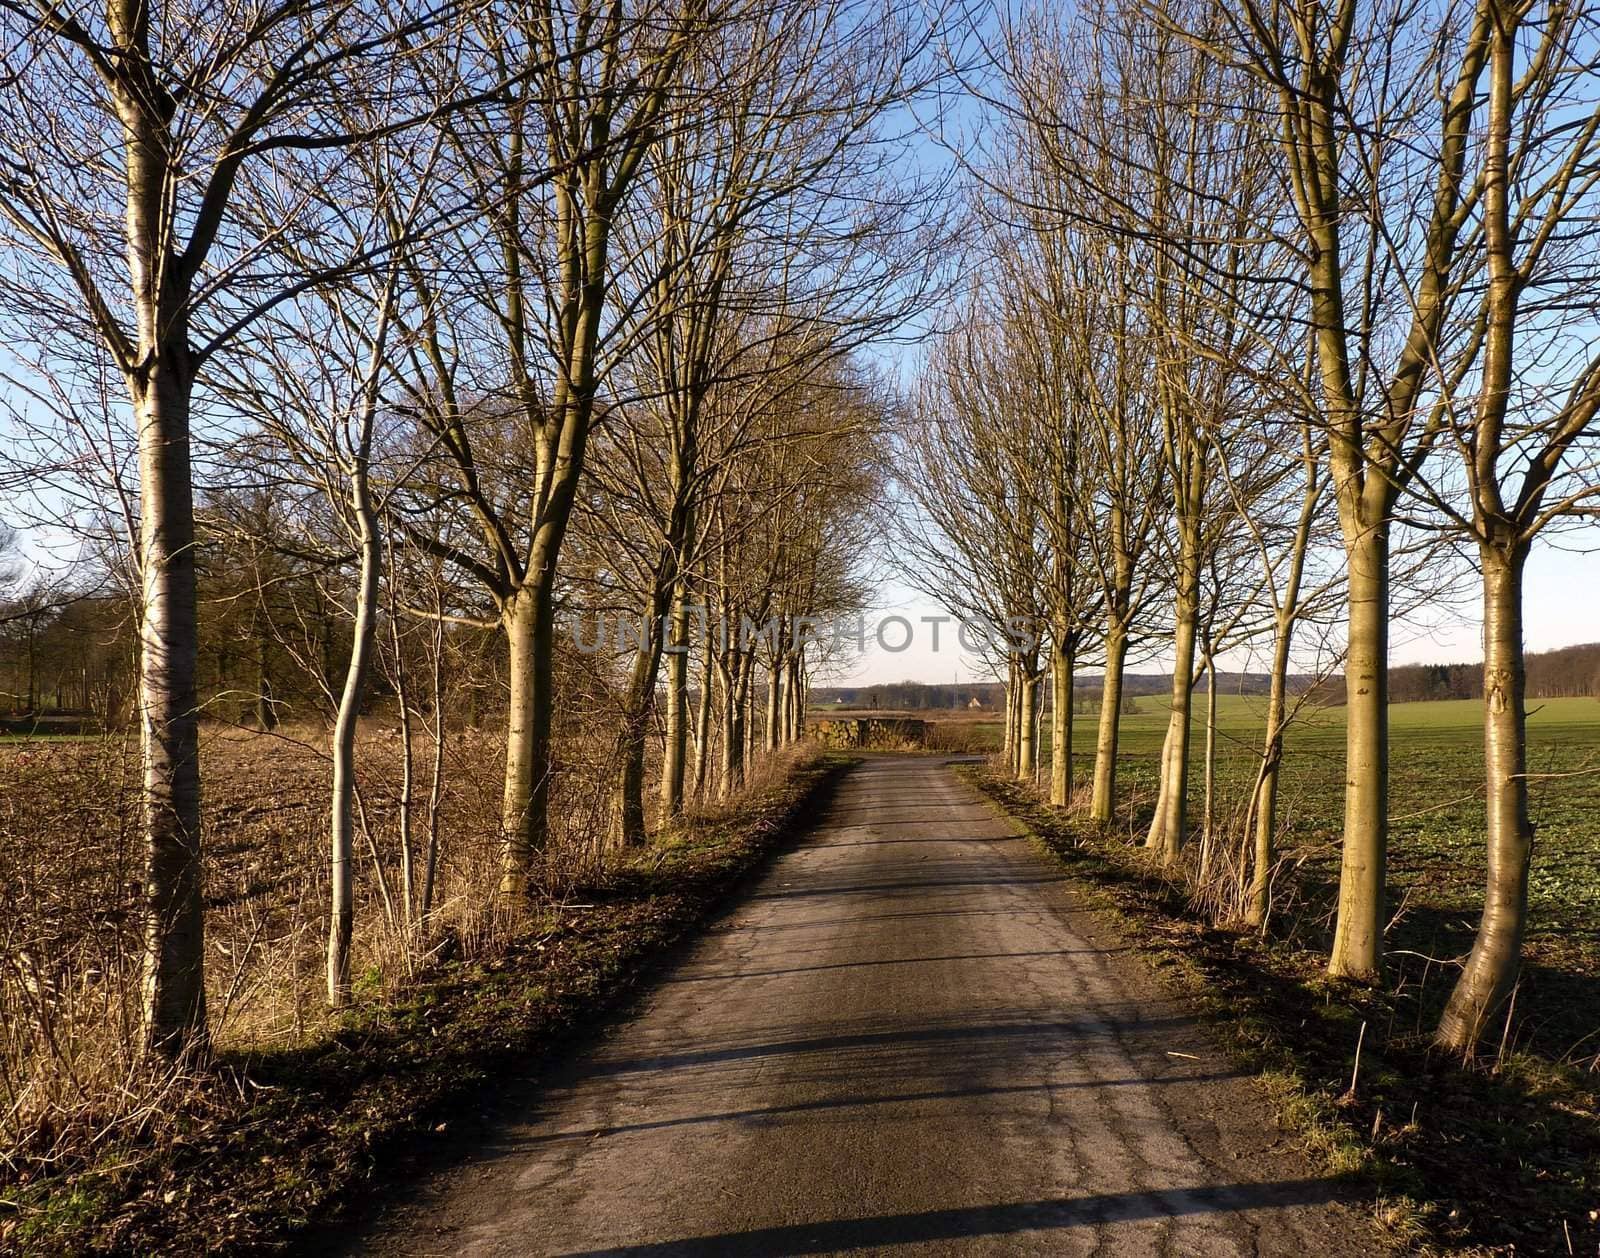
[832,9,1600,689]
[9,0,1600,694]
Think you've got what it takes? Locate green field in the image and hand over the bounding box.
[941,692,1600,1060]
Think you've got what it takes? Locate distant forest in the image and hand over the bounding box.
[1387,642,1600,702]
[822,642,1600,712]
[816,672,1303,711]
[6,599,1598,725]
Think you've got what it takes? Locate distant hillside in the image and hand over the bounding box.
[812,670,1329,712]
[819,643,1600,712]
[1109,670,1332,698]
[1389,641,1600,702]
[813,682,1005,711]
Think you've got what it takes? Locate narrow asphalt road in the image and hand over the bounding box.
[346,756,1376,1257]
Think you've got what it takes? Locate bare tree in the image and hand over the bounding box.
[383,0,720,894]
[0,0,484,1052]
[897,299,1051,782]
[1403,0,1600,1050]
[1200,0,1496,979]
[212,131,439,1004]
[590,0,946,844]
[1224,410,1339,926]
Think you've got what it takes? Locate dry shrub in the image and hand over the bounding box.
[923,721,990,753]
[686,740,816,825]
[1187,824,1255,926]
[986,747,1326,941]
[0,737,173,1179]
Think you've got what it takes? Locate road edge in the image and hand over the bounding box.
[7,753,858,1258]
[953,763,1439,1257]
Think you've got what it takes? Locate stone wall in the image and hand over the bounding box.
[806,717,928,750]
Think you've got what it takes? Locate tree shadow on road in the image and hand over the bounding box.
[551,1177,1350,1256]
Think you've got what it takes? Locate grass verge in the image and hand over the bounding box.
[0,750,851,1257]
[962,765,1599,1258]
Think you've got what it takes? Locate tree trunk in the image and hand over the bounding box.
[135,361,208,1057]
[735,651,753,792]
[718,651,743,799]
[607,610,665,850]
[1437,542,1532,1050]
[494,184,609,895]
[257,640,277,730]
[1247,612,1294,927]
[765,653,783,753]
[327,504,380,1007]
[1090,624,1128,824]
[1146,574,1198,865]
[383,526,416,924]
[1016,662,1037,784]
[1037,680,1046,778]
[782,655,798,745]
[1049,635,1074,806]
[659,584,691,817]
[1201,651,1218,866]
[1002,662,1015,771]
[691,628,714,801]
[393,625,416,926]
[1248,450,1318,926]
[499,591,538,895]
[796,654,807,736]
[777,659,790,746]
[1329,519,1390,980]
[742,658,755,769]
[785,651,804,742]
[421,610,445,924]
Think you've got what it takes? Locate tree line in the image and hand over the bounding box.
[1390,643,1600,703]
[897,0,1600,1053]
[8,0,1599,1075]
[0,0,947,1058]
